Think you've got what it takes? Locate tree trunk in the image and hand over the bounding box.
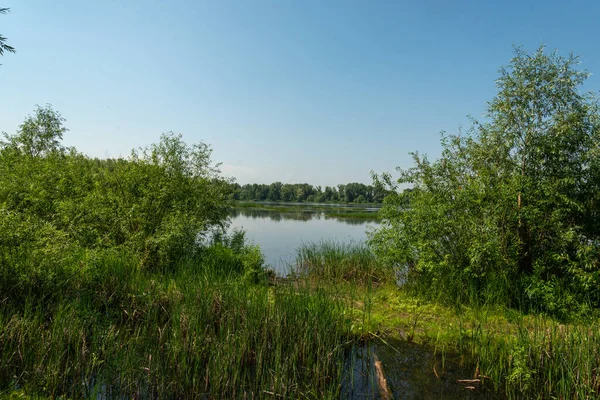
[518,154,532,274]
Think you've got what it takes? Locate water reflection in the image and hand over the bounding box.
[228,207,379,274]
[343,338,503,399]
[231,208,313,222]
[230,208,379,225]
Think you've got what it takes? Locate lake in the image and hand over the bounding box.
[228,204,380,274]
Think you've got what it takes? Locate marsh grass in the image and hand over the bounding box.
[324,211,380,220]
[0,248,358,399]
[464,312,600,399]
[368,285,600,399]
[295,240,393,285]
[3,236,598,399]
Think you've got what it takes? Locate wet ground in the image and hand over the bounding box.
[342,338,504,399]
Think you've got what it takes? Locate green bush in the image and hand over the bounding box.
[370,46,600,315]
[0,106,232,273]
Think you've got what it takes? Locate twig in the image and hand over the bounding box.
[263,390,285,398]
[373,354,392,400]
[457,379,481,384]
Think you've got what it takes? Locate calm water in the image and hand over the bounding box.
[229,205,380,274]
[343,339,501,400]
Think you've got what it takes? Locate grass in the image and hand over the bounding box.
[295,240,393,285]
[363,284,600,399]
[3,238,600,399]
[324,211,380,219]
[0,246,362,399]
[293,241,600,399]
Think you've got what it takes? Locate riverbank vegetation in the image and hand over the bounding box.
[234,201,381,220]
[0,240,357,398]
[371,46,600,317]
[2,45,600,399]
[0,109,364,398]
[230,181,390,204]
[295,240,392,284]
[365,46,600,398]
[295,239,600,399]
[365,284,600,399]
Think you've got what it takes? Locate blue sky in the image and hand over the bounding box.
[1,0,599,186]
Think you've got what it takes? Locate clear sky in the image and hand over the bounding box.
[1,1,599,187]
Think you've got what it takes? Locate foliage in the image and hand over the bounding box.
[0,246,354,399]
[370,46,600,315]
[0,7,15,64]
[296,240,393,284]
[0,106,233,271]
[0,105,364,399]
[2,105,67,157]
[368,284,600,399]
[0,106,362,398]
[230,180,389,203]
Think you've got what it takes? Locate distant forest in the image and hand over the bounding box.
[229,182,390,203]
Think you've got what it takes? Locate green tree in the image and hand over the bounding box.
[2,105,67,157]
[267,182,283,201]
[370,46,600,314]
[337,184,346,202]
[323,186,338,202]
[0,8,15,63]
[0,105,70,219]
[371,179,388,203]
[0,107,232,270]
[280,184,295,202]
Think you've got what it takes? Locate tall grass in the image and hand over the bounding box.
[368,281,600,399]
[0,247,356,399]
[295,240,393,285]
[458,312,600,399]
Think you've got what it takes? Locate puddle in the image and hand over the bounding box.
[79,338,503,399]
[342,338,504,399]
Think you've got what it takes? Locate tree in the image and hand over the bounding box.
[325,186,338,202]
[0,106,232,270]
[2,105,68,157]
[0,8,16,63]
[0,105,69,219]
[370,46,600,314]
[371,179,388,203]
[267,182,283,201]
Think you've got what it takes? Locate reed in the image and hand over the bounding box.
[465,312,600,399]
[0,247,357,399]
[295,240,393,285]
[367,284,600,399]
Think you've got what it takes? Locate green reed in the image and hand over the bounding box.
[0,248,357,399]
[295,240,393,285]
[422,303,600,399]
[467,313,600,399]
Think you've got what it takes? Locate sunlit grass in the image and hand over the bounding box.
[295,240,393,285]
[0,248,359,399]
[3,238,599,399]
[366,284,600,399]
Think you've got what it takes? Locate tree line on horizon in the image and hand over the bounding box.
[229,181,390,204]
